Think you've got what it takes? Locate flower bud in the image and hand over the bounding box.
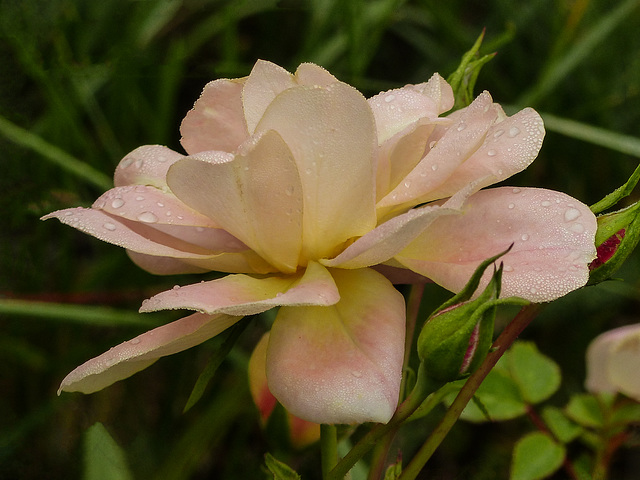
[588,201,640,285]
[417,253,505,383]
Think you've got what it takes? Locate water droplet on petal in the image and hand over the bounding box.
[384,94,395,103]
[529,286,538,294]
[508,203,515,209]
[195,227,205,232]
[457,122,466,131]
[564,208,581,222]
[276,292,283,297]
[156,202,164,207]
[172,285,180,290]
[111,198,125,208]
[129,338,141,345]
[135,195,145,201]
[157,155,167,163]
[404,180,411,188]
[431,164,438,171]
[571,223,585,233]
[137,212,158,223]
[285,186,295,196]
[504,265,514,272]
[493,129,505,138]
[103,222,116,231]
[487,149,497,156]
[512,188,521,194]
[351,370,362,378]
[64,211,74,216]
[508,127,520,137]
[541,201,551,207]
[521,234,529,241]
[429,141,437,149]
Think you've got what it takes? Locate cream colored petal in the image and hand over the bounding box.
[180,78,249,154]
[168,130,303,272]
[608,328,640,402]
[410,72,455,114]
[59,313,240,394]
[242,60,297,134]
[294,62,339,86]
[256,82,377,260]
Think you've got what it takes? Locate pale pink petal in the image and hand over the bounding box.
[410,73,455,115]
[294,62,339,86]
[59,312,240,394]
[139,260,339,316]
[608,328,640,401]
[168,130,303,272]
[378,92,500,208]
[42,208,217,259]
[92,185,246,252]
[585,325,640,395]
[242,60,296,134]
[410,107,545,204]
[256,82,377,260]
[114,145,184,189]
[92,185,218,227]
[180,78,249,154]
[368,86,441,144]
[322,200,462,269]
[395,187,597,302]
[249,333,321,447]
[127,251,211,275]
[266,267,406,424]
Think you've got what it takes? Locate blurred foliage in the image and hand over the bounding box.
[1,0,640,478]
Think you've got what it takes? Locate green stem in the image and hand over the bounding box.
[398,303,543,480]
[321,424,338,479]
[327,364,441,480]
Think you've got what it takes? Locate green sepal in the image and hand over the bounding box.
[447,29,497,110]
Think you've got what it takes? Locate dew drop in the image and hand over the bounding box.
[529,286,538,294]
[497,169,503,175]
[404,180,411,188]
[487,149,497,156]
[493,129,505,138]
[571,223,585,234]
[137,211,158,223]
[351,370,362,378]
[195,227,205,232]
[172,285,180,290]
[111,198,125,209]
[429,141,437,149]
[384,94,395,103]
[508,127,520,137]
[508,203,515,209]
[129,338,141,345]
[103,222,116,231]
[64,211,75,216]
[285,186,295,196]
[504,265,514,272]
[157,155,167,163]
[512,188,521,194]
[165,211,172,216]
[564,208,581,222]
[276,292,283,297]
[541,201,551,207]
[135,195,145,201]
[457,122,466,131]
[521,233,529,241]
[156,202,164,207]
[431,164,438,171]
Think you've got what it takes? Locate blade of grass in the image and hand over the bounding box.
[519,0,640,105]
[0,115,112,190]
[0,299,162,327]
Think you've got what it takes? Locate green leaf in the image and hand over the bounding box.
[565,394,604,428]
[383,459,402,480]
[449,357,527,422]
[541,406,583,444]
[183,317,250,412]
[83,423,133,480]
[447,29,496,110]
[610,401,640,426]
[510,432,565,480]
[507,342,561,404]
[264,453,301,480]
